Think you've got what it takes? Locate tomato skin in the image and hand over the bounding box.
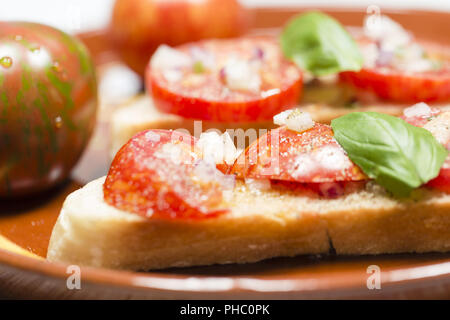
[149,73,302,122]
[146,38,303,122]
[103,129,228,220]
[426,167,450,193]
[340,66,450,103]
[230,125,366,183]
[0,22,97,197]
[110,0,249,77]
[340,35,450,103]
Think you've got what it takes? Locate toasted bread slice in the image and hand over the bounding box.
[110,95,450,157]
[47,177,450,270]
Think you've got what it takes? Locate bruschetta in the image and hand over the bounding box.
[48,103,450,270]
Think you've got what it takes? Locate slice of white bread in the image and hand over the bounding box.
[47,177,450,270]
[110,95,450,157]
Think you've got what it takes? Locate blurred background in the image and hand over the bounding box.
[1,0,449,34]
[1,0,449,186]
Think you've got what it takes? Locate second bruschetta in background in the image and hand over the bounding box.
[109,12,450,157]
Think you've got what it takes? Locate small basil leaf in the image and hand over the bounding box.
[331,112,448,197]
[280,11,363,76]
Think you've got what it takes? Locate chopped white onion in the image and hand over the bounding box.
[292,145,352,180]
[197,131,238,165]
[190,46,215,70]
[150,44,191,70]
[154,143,183,165]
[162,69,183,82]
[423,112,450,145]
[261,88,281,98]
[362,15,435,73]
[273,110,291,126]
[403,102,432,118]
[314,145,351,172]
[222,132,238,165]
[395,56,435,73]
[361,42,379,68]
[145,131,161,143]
[292,153,316,178]
[223,58,261,93]
[273,109,315,133]
[193,160,219,182]
[364,15,411,51]
[286,110,315,133]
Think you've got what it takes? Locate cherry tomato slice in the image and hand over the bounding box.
[146,37,303,122]
[230,124,366,183]
[103,129,230,219]
[340,67,450,103]
[339,38,450,103]
[427,161,450,193]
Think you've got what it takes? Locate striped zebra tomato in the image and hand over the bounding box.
[0,22,97,197]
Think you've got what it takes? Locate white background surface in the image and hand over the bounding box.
[0,0,449,33]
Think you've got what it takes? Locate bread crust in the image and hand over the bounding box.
[47,178,450,270]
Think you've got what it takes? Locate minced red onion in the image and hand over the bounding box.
[253,47,264,60]
[318,182,344,198]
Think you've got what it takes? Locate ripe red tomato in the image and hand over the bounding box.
[146,37,303,122]
[339,38,450,103]
[230,125,366,183]
[427,165,450,193]
[104,129,231,219]
[110,0,249,77]
[0,22,97,197]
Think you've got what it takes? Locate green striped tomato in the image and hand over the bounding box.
[0,22,97,197]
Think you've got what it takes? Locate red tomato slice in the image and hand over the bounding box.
[419,111,450,193]
[103,130,231,219]
[340,40,450,103]
[427,162,450,193]
[146,37,303,122]
[340,67,450,103]
[401,110,450,193]
[230,124,366,183]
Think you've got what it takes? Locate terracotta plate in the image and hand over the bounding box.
[0,7,449,299]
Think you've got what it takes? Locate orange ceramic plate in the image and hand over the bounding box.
[0,7,449,299]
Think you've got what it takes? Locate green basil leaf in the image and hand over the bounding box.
[280,11,363,76]
[331,112,448,197]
